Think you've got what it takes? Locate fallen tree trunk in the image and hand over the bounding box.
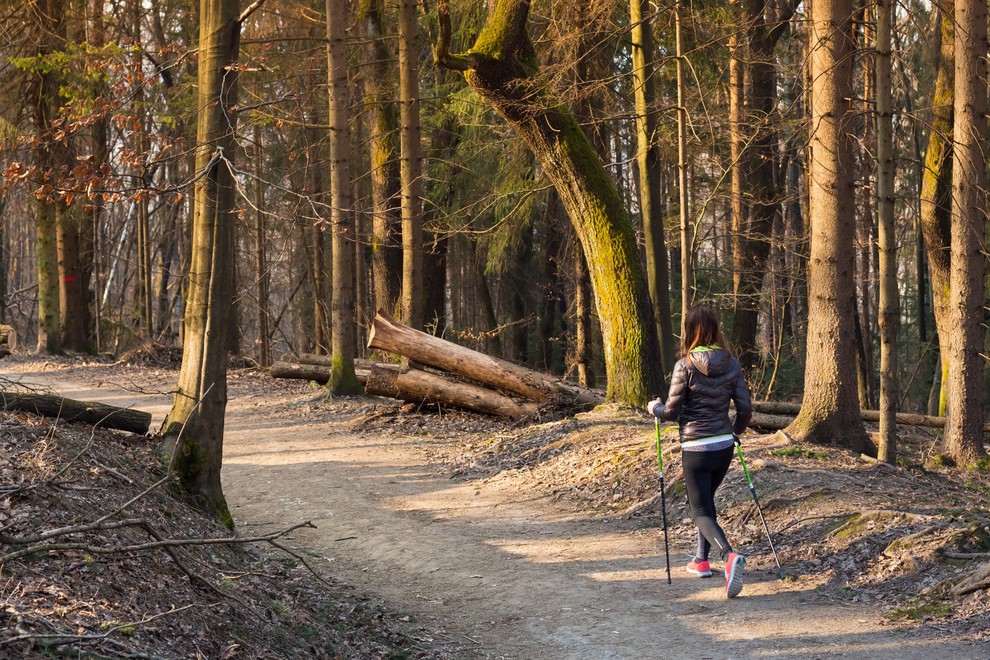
[752,401,990,433]
[363,364,539,419]
[367,310,601,408]
[271,358,387,385]
[0,392,152,434]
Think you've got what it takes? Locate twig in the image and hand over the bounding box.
[0,520,316,563]
[943,551,990,559]
[0,603,201,648]
[269,539,334,588]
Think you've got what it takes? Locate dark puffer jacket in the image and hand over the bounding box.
[653,348,752,442]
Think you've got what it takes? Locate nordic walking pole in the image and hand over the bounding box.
[734,440,785,579]
[654,418,672,584]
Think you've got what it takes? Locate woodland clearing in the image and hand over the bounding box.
[1,352,988,659]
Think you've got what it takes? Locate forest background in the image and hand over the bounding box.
[0,0,988,513]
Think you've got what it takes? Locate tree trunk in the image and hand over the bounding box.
[57,205,88,351]
[326,0,360,394]
[435,0,662,405]
[919,2,954,417]
[785,0,867,450]
[398,0,424,330]
[358,0,402,317]
[944,0,988,465]
[731,0,794,373]
[368,310,602,407]
[159,0,240,526]
[1,392,152,434]
[630,0,675,375]
[675,0,692,333]
[874,0,899,464]
[253,124,270,368]
[33,0,64,355]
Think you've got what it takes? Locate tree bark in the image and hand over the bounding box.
[1,392,151,434]
[944,0,988,465]
[364,364,539,419]
[675,0,692,333]
[398,0,424,330]
[785,0,867,450]
[874,0,899,464]
[368,310,601,407]
[326,0,361,394]
[434,0,662,405]
[358,0,402,318]
[159,0,241,526]
[33,0,64,355]
[919,2,954,417]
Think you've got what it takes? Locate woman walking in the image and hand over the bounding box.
[648,307,753,597]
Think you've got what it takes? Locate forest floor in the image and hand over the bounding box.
[1,349,989,659]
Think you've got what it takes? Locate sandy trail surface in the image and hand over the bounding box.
[12,368,985,659]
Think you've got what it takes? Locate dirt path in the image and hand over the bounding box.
[14,369,986,659]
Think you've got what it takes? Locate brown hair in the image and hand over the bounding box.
[682,307,729,365]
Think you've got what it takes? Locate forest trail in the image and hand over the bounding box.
[14,369,985,659]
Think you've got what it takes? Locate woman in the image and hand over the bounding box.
[648,307,753,598]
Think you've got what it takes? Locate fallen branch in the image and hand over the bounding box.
[752,401,990,433]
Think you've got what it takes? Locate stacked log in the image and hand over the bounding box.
[269,311,604,419]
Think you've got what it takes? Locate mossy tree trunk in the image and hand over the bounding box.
[944,0,987,466]
[159,0,242,526]
[358,0,402,318]
[785,0,867,451]
[919,2,953,417]
[436,0,662,404]
[326,0,360,394]
[33,0,64,355]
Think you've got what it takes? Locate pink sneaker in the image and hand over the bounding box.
[686,558,712,577]
[725,552,746,598]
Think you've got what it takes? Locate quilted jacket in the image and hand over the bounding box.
[652,348,752,443]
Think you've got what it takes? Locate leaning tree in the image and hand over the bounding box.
[434,0,662,405]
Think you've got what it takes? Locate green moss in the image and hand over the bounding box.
[885,599,951,621]
[970,456,990,472]
[771,445,829,460]
[928,453,954,468]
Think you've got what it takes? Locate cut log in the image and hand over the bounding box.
[367,310,601,408]
[0,325,13,359]
[752,401,990,433]
[363,364,539,419]
[0,392,152,434]
[271,359,393,385]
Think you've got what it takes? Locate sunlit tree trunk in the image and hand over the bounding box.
[785,0,867,450]
[919,2,953,417]
[398,0,423,329]
[675,0,692,334]
[943,0,987,465]
[253,124,270,367]
[159,0,241,525]
[326,0,360,393]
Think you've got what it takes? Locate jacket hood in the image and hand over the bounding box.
[690,348,731,377]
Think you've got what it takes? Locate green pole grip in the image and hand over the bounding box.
[654,418,664,474]
[735,441,754,485]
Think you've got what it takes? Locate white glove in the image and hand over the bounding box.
[647,398,664,417]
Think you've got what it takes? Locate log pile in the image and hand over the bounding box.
[270,311,603,419]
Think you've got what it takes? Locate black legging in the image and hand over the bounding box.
[682,446,734,561]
